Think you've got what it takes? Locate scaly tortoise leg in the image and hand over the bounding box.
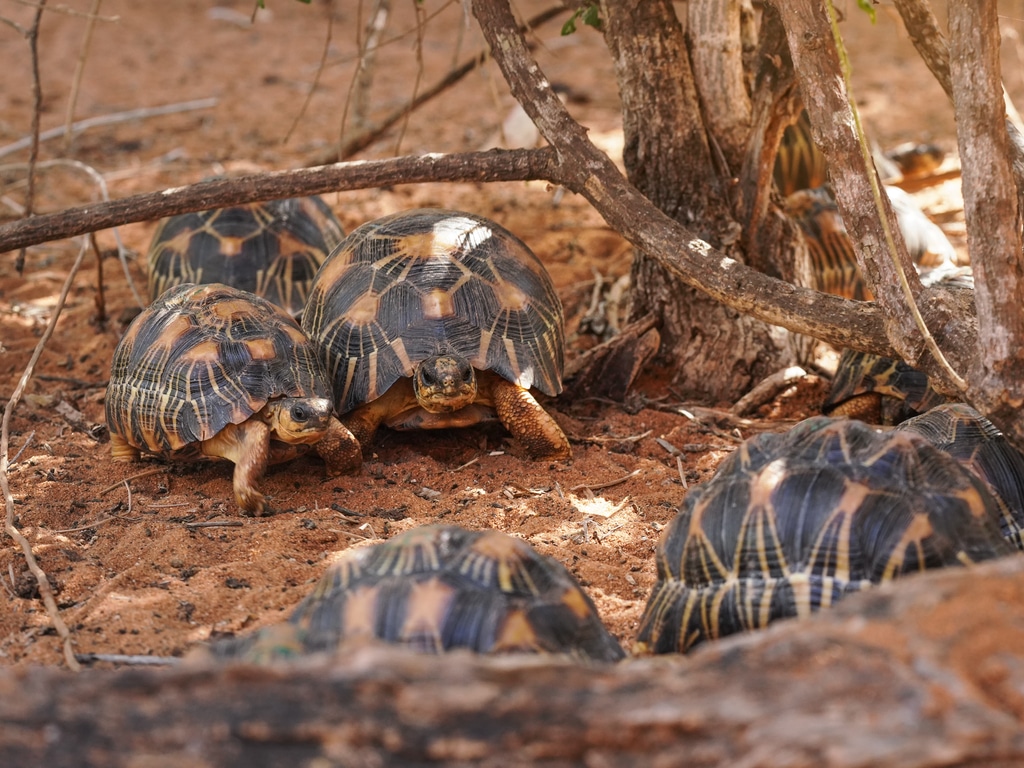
[341,382,411,456]
[316,416,363,475]
[109,432,141,461]
[200,419,272,516]
[485,375,571,460]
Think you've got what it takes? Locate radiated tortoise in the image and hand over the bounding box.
[897,403,1024,550]
[205,524,625,662]
[301,208,571,460]
[147,197,344,317]
[105,283,361,515]
[634,416,1017,654]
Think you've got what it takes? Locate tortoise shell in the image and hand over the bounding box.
[774,110,829,199]
[776,108,945,197]
[301,208,564,415]
[147,197,344,316]
[823,269,972,422]
[897,404,1024,550]
[209,525,625,662]
[106,282,334,456]
[786,185,955,301]
[785,186,867,300]
[634,416,1016,654]
[822,347,950,424]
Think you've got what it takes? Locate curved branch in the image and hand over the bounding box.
[0,149,561,252]
[467,0,892,355]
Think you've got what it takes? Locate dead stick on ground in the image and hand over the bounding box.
[730,365,808,417]
[99,467,165,495]
[1,237,89,672]
[74,652,179,667]
[569,469,642,493]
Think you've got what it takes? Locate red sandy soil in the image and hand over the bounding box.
[0,0,995,665]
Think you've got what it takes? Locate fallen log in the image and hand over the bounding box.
[3,555,1024,767]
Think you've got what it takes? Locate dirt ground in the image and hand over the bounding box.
[1,1,1020,667]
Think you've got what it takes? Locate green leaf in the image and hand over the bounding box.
[561,12,579,36]
[855,0,877,23]
[562,5,601,36]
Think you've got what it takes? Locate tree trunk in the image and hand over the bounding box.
[3,555,1024,766]
[600,0,804,400]
[947,0,1024,437]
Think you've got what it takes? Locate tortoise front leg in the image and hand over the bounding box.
[201,419,272,515]
[485,375,571,461]
[317,416,363,475]
[109,432,141,461]
[340,382,411,456]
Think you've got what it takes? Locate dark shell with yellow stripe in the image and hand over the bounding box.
[634,416,1015,655]
[212,525,625,662]
[823,347,950,424]
[897,404,1024,550]
[147,197,344,317]
[822,269,971,422]
[105,282,333,457]
[301,208,564,414]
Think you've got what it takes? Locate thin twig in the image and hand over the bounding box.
[394,0,428,156]
[310,4,563,165]
[74,652,179,666]
[1,157,144,306]
[0,98,218,160]
[52,508,140,535]
[63,0,102,151]
[283,0,334,144]
[352,0,389,130]
[8,430,35,466]
[2,237,89,672]
[569,468,642,493]
[16,0,46,274]
[99,467,165,495]
[676,456,687,488]
[90,231,106,322]
[184,520,245,529]
[453,456,480,471]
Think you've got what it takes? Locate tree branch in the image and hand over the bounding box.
[0,149,561,251]
[891,0,1024,227]
[771,1,927,346]
[467,0,893,355]
[5,5,950,364]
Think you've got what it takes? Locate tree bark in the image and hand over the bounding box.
[948,0,1024,437]
[772,0,925,351]
[597,0,805,400]
[687,0,752,173]
[3,555,1024,766]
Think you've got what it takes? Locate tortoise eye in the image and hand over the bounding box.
[418,365,437,386]
[290,404,310,422]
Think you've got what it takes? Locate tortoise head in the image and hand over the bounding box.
[261,397,334,444]
[413,355,477,413]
